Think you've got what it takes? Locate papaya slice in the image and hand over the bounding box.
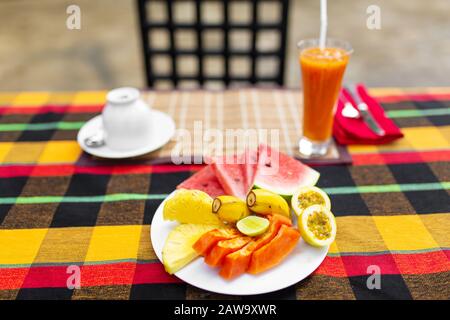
[205,236,251,267]
[247,225,300,275]
[219,215,291,280]
[192,228,239,256]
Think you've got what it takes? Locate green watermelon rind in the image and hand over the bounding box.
[253,170,320,200]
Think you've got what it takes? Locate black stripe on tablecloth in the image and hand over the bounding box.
[348,274,413,300]
[16,287,74,300]
[389,163,450,214]
[18,112,65,142]
[316,166,371,216]
[50,174,111,228]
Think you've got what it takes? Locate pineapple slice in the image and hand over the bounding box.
[162,224,219,274]
[163,189,223,225]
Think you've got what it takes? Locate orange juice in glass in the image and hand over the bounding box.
[297,39,353,157]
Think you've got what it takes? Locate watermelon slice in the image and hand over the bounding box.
[211,154,250,200]
[253,144,320,198]
[176,165,225,198]
[243,148,259,192]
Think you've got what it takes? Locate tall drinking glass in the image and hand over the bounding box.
[297,39,353,157]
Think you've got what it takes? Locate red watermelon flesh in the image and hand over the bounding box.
[211,154,250,200]
[243,148,259,192]
[254,144,320,197]
[176,165,225,198]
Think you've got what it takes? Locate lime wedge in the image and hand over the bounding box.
[236,216,270,237]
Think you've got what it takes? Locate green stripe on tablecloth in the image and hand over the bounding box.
[327,247,449,257]
[386,108,450,118]
[0,121,85,131]
[0,193,169,205]
[0,107,448,132]
[323,182,450,195]
[0,182,448,204]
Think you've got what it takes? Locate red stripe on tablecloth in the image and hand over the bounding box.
[0,105,103,115]
[352,150,450,166]
[313,256,348,277]
[4,262,180,290]
[315,251,449,277]
[375,93,450,103]
[0,268,29,290]
[0,251,448,290]
[0,164,203,178]
[340,254,401,277]
[21,265,70,288]
[133,262,182,285]
[392,250,450,275]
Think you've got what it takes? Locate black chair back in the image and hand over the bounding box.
[137,0,290,88]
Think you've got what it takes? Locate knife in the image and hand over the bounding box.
[346,85,386,136]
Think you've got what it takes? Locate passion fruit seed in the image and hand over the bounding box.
[307,209,332,240]
[298,191,325,211]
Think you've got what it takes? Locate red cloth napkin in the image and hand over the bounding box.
[333,84,404,145]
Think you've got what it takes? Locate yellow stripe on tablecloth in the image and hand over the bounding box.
[11,92,50,107]
[0,214,447,266]
[0,141,81,164]
[368,88,405,97]
[373,215,440,252]
[1,142,47,164]
[331,216,388,254]
[348,126,450,154]
[72,91,107,106]
[84,225,142,263]
[0,142,13,162]
[368,87,450,96]
[420,213,450,248]
[0,93,20,105]
[46,92,77,105]
[0,226,150,266]
[33,227,93,264]
[37,141,82,164]
[0,229,48,264]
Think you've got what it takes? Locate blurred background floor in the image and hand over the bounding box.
[2,0,450,90]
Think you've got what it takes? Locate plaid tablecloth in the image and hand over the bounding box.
[0,88,448,300]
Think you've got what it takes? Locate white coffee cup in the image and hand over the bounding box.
[102,87,153,151]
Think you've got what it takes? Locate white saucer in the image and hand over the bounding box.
[77,110,175,159]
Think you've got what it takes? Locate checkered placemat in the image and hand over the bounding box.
[0,89,349,166]
[0,88,449,300]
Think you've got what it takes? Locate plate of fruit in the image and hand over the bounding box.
[151,145,337,295]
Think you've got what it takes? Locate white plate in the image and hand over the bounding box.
[77,110,175,159]
[151,191,329,296]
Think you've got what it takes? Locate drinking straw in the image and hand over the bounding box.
[319,0,327,49]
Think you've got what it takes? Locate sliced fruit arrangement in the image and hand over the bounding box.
[160,144,337,280]
[194,214,298,279]
[220,215,292,280]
